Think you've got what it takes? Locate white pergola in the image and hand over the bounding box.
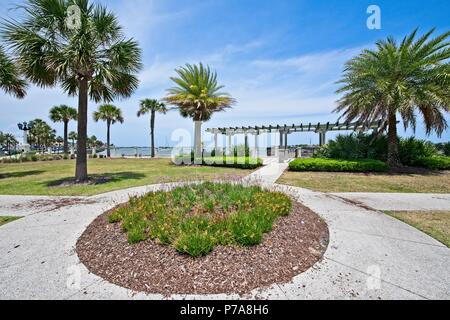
[206,120,383,157]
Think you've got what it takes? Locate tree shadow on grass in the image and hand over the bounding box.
[0,170,45,180]
[46,172,146,188]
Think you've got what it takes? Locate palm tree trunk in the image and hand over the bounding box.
[387,109,401,167]
[107,120,111,158]
[63,120,69,155]
[76,78,89,182]
[194,120,202,164]
[150,110,156,158]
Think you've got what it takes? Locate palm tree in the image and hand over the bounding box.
[2,0,142,182]
[163,63,235,163]
[335,29,450,167]
[4,133,18,155]
[93,104,124,158]
[0,45,27,98]
[137,99,168,158]
[49,105,77,155]
[68,131,77,151]
[29,119,54,152]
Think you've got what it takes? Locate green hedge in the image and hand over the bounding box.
[412,156,450,170]
[176,156,263,169]
[289,158,389,172]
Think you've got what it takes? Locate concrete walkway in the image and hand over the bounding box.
[331,192,450,211]
[0,162,449,300]
[244,158,289,184]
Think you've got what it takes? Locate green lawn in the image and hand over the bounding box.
[277,170,450,193]
[0,216,22,227]
[385,211,450,247]
[0,158,253,196]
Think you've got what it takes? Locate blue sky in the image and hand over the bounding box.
[0,0,449,147]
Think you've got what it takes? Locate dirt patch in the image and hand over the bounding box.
[48,177,114,188]
[76,201,329,296]
[11,198,97,213]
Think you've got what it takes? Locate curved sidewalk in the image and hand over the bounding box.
[0,183,448,300]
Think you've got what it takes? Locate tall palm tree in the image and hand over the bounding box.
[93,104,124,158]
[49,105,77,155]
[0,45,27,98]
[137,99,168,158]
[163,63,235,163]
[335,29,450,167]
[2,0,142,181]
[68,131,77,151]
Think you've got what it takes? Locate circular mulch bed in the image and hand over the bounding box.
[76,200,329,296]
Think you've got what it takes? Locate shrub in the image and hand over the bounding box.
[315,133,439,166]
[435,142,450,156]
[31,155,38,162]
[108,183,292,257]
[314,133,388,161]
[399,137,437,166]
[412,156,450,170]
[289,158,389,172]
[174,232,215,257]
[176,155,263,169]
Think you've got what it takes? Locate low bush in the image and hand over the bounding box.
[289,158,389,172]
[412,156,450,170]
[108,183,292,257]
[176,155,263,169]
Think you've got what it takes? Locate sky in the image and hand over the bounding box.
[0,0,449,147]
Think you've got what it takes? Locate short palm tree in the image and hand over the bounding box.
[93,104,124,158]
[49,105,77,155]
[335,29,450,167]
[163,63,235,162]
[29,119,54,152]
[68,131,77,151]
[3,133,18,155]
[2,0,142,181]
[0,45,27,98]
[137,99,168,158]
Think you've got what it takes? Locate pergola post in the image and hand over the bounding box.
[279,131,284,149]
[244,132,249,157]
[254,132,259,158]
[214,132,218,156]
[284,131,288,149]
[227,132,233,156]
[319,131,326,146]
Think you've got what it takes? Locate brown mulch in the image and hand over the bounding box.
[76,201,329,296]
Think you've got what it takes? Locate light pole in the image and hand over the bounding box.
[17,121,33,153]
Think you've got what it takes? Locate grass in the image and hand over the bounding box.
[289,158,389,172]
[385,211,450,247]
[0,158,254,196]
[277,170,450,193]
[0,216,22,227]
[108,182,292,257]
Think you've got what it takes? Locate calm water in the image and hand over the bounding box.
[98,147,273,158]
